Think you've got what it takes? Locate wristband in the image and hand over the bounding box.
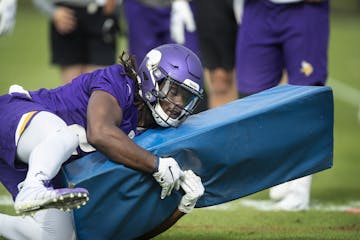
[152,156,160,173]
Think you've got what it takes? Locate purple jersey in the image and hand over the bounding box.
[0,64,138,199]
[30,64,138,134]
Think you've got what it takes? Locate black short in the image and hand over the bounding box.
[193,0,238,70]
[50,4,119,66]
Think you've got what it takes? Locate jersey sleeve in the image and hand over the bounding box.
[89,65,134,111]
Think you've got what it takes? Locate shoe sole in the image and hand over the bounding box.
[15,189,89,215]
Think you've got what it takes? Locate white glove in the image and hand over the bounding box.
[0,0,17,36]
[170,0,195,44]
[153,157,182,199]
[178,170,205,213]
[233,0,244,25]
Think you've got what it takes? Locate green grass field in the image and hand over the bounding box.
[1,1,360,239]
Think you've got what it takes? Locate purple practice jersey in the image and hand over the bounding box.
[30,64,138,134]
[0,64,139,199]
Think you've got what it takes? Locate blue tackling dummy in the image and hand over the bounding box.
[62,84,334,239]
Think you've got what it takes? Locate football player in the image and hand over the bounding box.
[236,0,329,210]
[124,0,198,62]
[0,43,205,239]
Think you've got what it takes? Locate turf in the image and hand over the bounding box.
[158,208,360,240]
[1,1,360,239]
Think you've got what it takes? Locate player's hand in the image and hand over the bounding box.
[53,6,77,35]
[153,157,182,199]
[102,17,119,43]
[233,0,244,24]
[103,0,116,16]
[0,0,17,36]
[178,170,204,213]
[170,0,195,44]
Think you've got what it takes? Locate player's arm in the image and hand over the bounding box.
[87,90,156,172]
[32,0,76,34]
[137,209,185,240]
[137,170,205,239]
[87,90,183,198]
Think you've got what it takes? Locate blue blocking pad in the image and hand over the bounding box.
[63,84,334,239]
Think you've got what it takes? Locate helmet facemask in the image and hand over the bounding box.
[150,74,203,127]
[137,44,204,128]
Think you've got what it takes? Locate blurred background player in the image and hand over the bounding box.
[0,0,17,36]
[193,0,243,109]
[123,0,198,62]
[123,0,208,112]
[32,0,121,85]
[0,44,205,239]
[236,0,330,210]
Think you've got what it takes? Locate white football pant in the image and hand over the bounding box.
[0,111,79,239]
[16,111,78,184]
[0,209,76,240]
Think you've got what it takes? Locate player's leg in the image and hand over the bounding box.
[124,0,169,61]
[283,1,329,87]
[14,111,89,214]
[269,176,311,211]
[50,4,86,85]
[86,4,118,68]
[0,209,76,240]
[60,65,83,84]
[272,175,312,211]
[271,1,329,211]
[194,0,238,108]
[235,0,284,96]
[204,68,237,108]
[269,181,291,201]
[179,1,200,57]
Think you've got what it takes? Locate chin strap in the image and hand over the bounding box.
[152,102,172,127]
[149,101,184,128]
